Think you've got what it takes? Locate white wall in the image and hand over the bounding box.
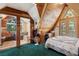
[28,5,40,29]
[0,3,7,9]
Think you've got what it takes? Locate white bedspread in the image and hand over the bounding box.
[45,36,79,56]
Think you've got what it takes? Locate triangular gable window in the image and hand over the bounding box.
[64,9,75,18]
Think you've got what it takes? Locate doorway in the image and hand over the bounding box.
[20,17,31,45]
[0,14,16,50]
[0,13,33,50]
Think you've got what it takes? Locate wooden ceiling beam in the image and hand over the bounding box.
[39,3,48,29]
[40,3,47,19]
[0,7,30,18]
[36,3,45,17]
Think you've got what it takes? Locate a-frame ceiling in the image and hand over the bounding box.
[67,3,79,16]
[0,3,79,22]
[36,3,79,18]
[39,3,79,33]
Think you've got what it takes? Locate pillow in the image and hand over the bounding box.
[52,37,56,40]
[48,33,52,38]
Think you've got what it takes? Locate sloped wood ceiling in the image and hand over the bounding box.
[67,3,79,38]
[67,3,79,16]
[40,3,65,34]
[36,3,45,17]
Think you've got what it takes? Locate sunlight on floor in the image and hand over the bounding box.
[0,39,30,51]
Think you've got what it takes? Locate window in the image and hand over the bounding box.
[68,18,76,37]
[60,19,66,36]
[59,9,76,37]
[64,9,74,18]
[7,16,16,32]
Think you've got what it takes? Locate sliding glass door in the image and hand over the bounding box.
[20,17,31,45]
[0,14,17,50]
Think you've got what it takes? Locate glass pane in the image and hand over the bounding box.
[0,14,16,51]
[68,18,76,37]
[60,8,76,37]
[60,19,66,36]
[7,16,16,32]
[20,17,31,45]
[64,9,75,18]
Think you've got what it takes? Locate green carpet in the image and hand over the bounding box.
[0,44,65,56]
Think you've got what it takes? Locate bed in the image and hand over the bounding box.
[45,36,79,56]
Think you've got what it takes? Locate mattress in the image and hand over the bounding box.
[45,36,78,56]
